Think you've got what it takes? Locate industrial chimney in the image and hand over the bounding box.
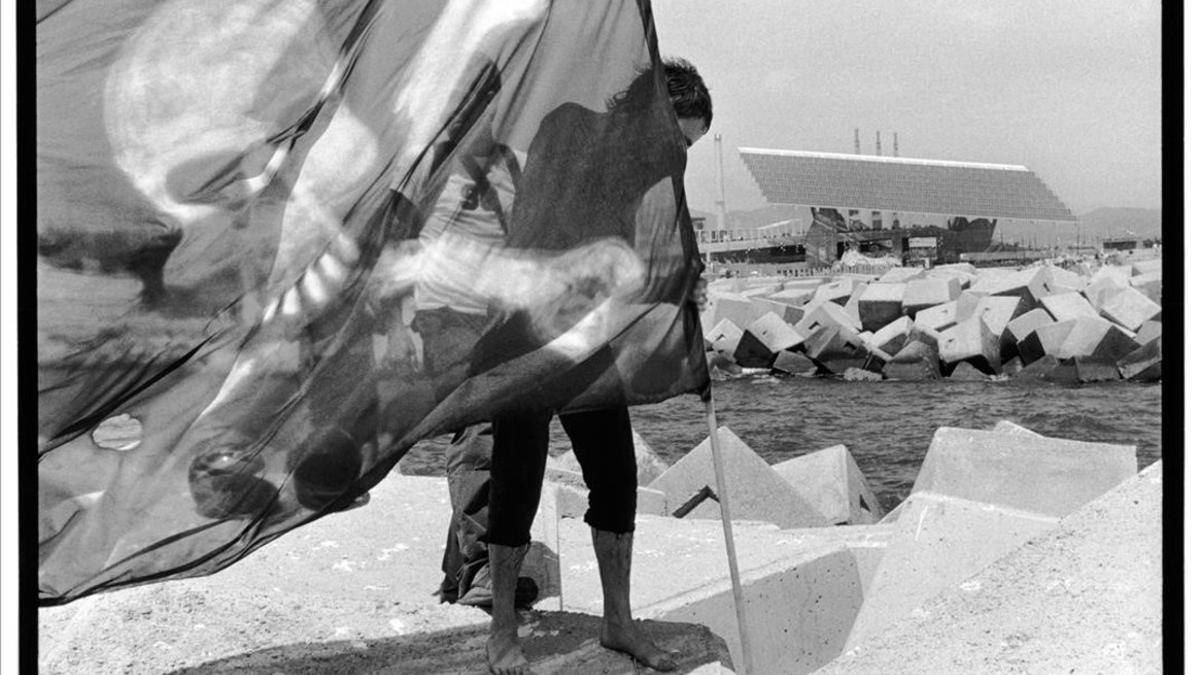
[854,128,861,154]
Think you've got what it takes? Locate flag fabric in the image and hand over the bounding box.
[37,0,709,605]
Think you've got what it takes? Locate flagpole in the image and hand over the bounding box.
[704,389,755,674]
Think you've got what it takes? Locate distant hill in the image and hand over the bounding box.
[1076,207,1162,239]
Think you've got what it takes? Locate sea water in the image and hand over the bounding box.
[400,374,1163,513]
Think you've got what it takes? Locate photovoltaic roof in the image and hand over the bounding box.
[739,148,1076,222]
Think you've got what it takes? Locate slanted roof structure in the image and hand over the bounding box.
[739,148,1076,222]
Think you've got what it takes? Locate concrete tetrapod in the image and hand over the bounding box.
[802,324,872,376]
[910,426,1137,518]
[936,316,1001,375]
[967,294,1027,338]
[750,296,805,324]
[818,463,1162,675]
[901,276,962,317]
[1099,287,1163,333]
[772,444,885,526]
[648,426,826,529]
[841,491,1060,653]
[1040,291,1102,322]
[856,282,907,332]
[709,292,767,330]
[704,318,743,359]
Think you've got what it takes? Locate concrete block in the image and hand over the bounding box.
[767,287,816,307]
[802,324,872,376]
[969,295,1027,337]
[1088,264,1133,286]
[704,318,743,358]
[952,292,983,323]
[999,307,1053,363]
[999,357,1023,377]
[1131,258,1162,276]
[876,267,925,284]
[969,265,1053,305]
[1128,271,1162,305]
[649,427,826,528]
[749,296,805,324]
[819,464,1162,675]
[1055,317,1141,362]
[796,301,862,335]
[924,266,976,289]
[843,492,1059,651]
[1042,357,1120,384]
[1044,264,1086,293]
[741,283,783,299]
[771,349,819,377]
[731,330,775,369]
[881,340,941,380]
[936,316,1001,374]
[902,322,941,350]
[1117,337,1162,382]
[913,300,958,332]
[1017,320,1074,365]
[857,283,907,332]
[811,277,859,306]
[912,426,1137,517]
[773,445,884,525]
[745,312,805,354]
[935,262,978,275]
[1040,291,1101,322]
[947,361,991,380]
[901,277,962,316]
[1134,320,1162,345]
[710,292,767,330]
[867,315,913,356]
[1083,275,1126,310]
[841,282,868,330]
[784,278,828,292]
[1099,288,1162,332]
[1012,354,1061,381]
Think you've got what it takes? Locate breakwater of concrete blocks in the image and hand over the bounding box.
[702,257,1163,384]
[542,421,1160,673]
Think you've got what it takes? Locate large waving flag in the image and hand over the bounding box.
[37,0,709,605]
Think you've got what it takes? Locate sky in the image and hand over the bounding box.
[653,0,1162,216]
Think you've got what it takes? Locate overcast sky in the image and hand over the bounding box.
[653,0,1162,216]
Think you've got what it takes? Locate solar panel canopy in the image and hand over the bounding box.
[740,148,1076,222]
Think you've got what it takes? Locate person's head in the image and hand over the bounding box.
[662,57,712,147]
[606,56,712,148]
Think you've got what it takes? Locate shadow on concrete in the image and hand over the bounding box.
[168,611,731,674]
[166,620,492,675]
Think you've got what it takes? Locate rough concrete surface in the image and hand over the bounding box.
[818,463,1162,674]
[39,474,732,674]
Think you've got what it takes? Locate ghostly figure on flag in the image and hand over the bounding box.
[37,0,709,605]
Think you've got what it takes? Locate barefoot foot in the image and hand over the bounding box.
[601,620,678,671]
[486,630,530,675]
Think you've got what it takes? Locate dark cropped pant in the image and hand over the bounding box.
[485,405,638,547]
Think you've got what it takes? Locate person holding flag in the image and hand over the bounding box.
[479,57,712,675]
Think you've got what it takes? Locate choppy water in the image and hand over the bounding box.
[399,375,1163,513]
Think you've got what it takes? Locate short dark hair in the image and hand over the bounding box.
[662,57,712,129]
